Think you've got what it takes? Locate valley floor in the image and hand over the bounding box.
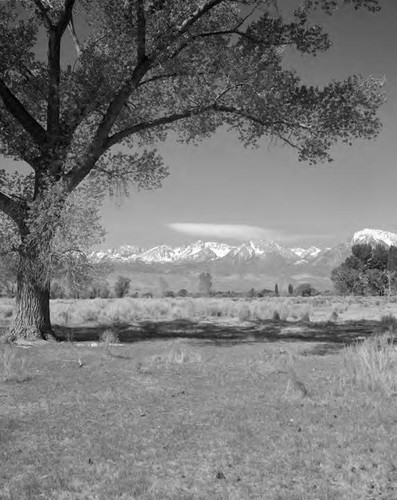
[1,296,397,499]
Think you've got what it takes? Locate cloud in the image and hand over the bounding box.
[168,223,282,241]
[168,223,335,245]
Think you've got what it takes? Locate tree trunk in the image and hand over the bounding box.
[8,250,58,342]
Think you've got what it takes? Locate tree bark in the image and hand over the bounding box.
[8,250,58,341]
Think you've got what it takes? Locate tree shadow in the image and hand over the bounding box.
[54,318,384,354]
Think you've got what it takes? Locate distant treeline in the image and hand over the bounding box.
[0,254,324,299]
[49,275,320,300]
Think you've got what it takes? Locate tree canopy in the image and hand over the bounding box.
[0,0,384,339]
[331,244,397,296]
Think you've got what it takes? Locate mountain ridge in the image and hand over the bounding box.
[90,229,397,291]
[92,228,397,265]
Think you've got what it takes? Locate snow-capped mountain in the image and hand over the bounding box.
[89,229,397,291]
[352,228,397,248]
[92,239,320,265]
[91,245,144,262]
[222,240,298,263]
[91,229,397,270]
[178,241,233,261]
[291,246,322,259]
[138,245,179,263]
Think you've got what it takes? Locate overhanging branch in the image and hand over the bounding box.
[105,105,214,148]
[213,103,302,150]
[0,79,48,148]
[105,100,308,150]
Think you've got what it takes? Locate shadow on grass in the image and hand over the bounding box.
[54,318,383,353]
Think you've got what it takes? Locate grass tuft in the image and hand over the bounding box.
[343,333,397,396]
[99,328,120,355]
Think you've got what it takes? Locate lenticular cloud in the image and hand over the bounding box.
[168,223,279,241]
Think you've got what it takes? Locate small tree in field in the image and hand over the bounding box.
[198,272,212,297]
[0,0,384,340]
[114,276,131,298]
[288,283,294,295]
[274,283,279,296]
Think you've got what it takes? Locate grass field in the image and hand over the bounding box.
[1,296,397,499]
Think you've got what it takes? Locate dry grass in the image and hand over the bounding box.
[342,333,397,396]
[0,343,30,382]
[2,298,397,497]
[3,296,397,330]
[46,296,361,327]
[1,332,397,499]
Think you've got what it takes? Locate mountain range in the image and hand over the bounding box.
[91,229,397,292]
[93,240,325,265]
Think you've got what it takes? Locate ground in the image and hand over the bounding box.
[1,296,397,499]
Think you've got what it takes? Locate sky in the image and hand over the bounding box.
[2,0,397,250]
[97,0,397,250]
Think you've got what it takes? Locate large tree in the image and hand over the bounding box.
[0,0,384,340]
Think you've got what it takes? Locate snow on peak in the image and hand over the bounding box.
[179,241,233,260]
[352,229,397,248]
[291,246,322,259]
[89,245,144,262]
[139,245,177,263]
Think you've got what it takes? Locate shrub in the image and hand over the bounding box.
[379,314,397,335]
[272,310,280,321]
[3,308,13,319]
[295,283,318,297]
[329,310,339,322]
[100,329,120,344]
[114,276,131,298]
[300,310,311,322]
[99,328,120,355]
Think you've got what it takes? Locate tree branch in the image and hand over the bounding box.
[66,105,213,191]
[105,106,214,148]
[213,103,302,150]
[0,190,25,226]
[91,58,152,148]
[136,0,146,63]
[57,0,76,36]
[67,12,82,57]
[177,0,224,34]
[0,79,48,148]
[47,0,76,137]
[105,98,309,150]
